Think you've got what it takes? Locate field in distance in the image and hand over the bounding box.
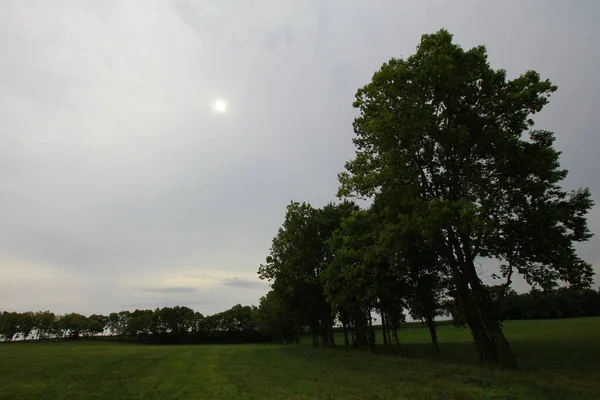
[1,317,599,400]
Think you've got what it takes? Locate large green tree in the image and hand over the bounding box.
[323,202,412,354]
[255,290,302,344]
[338,29,593,367]
[0,311,20,342]
[89,314,108,336]
[59,313,90,339]
[373,192,445,354]
[323,209,379,351]
[34,311,57,340]
[258,201,357,346]
[16,311,36,340]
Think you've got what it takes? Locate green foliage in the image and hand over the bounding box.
[34,311,57,339]
[89,314,108,335]
[323,209,379,312]
[59,313,91,339]
[0,311,20,342]
[497,287,600,320]
[115,304,262,344]
[0,305,265,345]
[255,290,302,344]
[336,28,593,367]
[258,201,357,346]
[16,311,36,340]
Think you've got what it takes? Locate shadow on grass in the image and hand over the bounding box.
[328,342,482,366]
[293,337,600,373]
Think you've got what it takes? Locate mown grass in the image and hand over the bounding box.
[0,317,598,399]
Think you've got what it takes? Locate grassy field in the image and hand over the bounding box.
[1,318,599,400]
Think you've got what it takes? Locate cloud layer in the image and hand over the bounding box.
[1,0,598,315]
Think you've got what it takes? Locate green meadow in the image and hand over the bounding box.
[1,317,599,400]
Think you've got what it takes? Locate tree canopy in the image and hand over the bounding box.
[337,29,593,367]
[256,28,594,369]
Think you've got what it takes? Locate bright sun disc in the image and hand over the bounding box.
[214,100,227,113]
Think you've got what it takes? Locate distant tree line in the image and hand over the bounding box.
[496,287,600,321]
[255,29,595,368]
[444,286,600,325]
[2,287,598,344]
[0,311,103,342]
[0,304,267,344]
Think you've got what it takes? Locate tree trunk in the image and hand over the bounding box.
[456,261,517,368]
[443,230,517,368]
[385,320,392,347]
[367,312,376,353]
[321,326,328,347]
[381,311,388,346]
[473,289,515,367]
[342,322,350,349]
[354,311,368,349]
[329,323,336,347]
[390,321,403,357]
[425,315,440,353]
[321,308,335,347]
[320,321,332,347]
[350,328,357,348]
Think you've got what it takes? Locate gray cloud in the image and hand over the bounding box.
[139,287,199,294]
[221,277,268,290]
[116,300,213,310]
[0,0,598,316]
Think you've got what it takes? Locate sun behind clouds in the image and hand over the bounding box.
[213,99,227,113]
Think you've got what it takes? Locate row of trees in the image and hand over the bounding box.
[0,311,104,342]
[4,286,597,344]
[0,304,265,344]
[494,287,600,321]
[257,200,447,354]
[256,29,594,368]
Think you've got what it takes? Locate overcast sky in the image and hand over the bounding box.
[1,1,598,315]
